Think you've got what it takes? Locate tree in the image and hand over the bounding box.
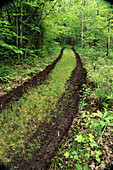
[106,6,112,56]
[0,0,58,59]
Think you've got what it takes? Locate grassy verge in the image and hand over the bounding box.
[0,46,61,95]
[49,47,113,170]
[0,48,76,167]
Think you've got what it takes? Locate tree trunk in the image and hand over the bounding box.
[81,1,84,48]
[12,0,19,58]
[6,5,11,24]
[19,0,23,50]
[106,8,111,56]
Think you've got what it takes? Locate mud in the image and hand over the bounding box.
[7,47,87,170]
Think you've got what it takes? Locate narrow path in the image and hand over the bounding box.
[0,48,76,169]
[8,48,87,170]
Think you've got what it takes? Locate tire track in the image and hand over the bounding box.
[9,48,87,170]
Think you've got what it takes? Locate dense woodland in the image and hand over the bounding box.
[0,0,113,56]
[0,0,113,169]
[0,0,113,85]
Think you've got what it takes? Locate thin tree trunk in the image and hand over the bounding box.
[16,18,19,55]
[97,3,99,15]
[81,1,84,48]
[12,0,19,58]
[19,0,23,50]
[15,4,19,50]
[106,8,111,56]
[6,5,11,24]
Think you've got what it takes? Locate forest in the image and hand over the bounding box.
[0,0,113,169]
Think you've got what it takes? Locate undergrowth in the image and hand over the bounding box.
[0,46,61,95]
[0,48,76,167]
[79,47,113,105]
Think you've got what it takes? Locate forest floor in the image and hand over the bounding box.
[0,47,113,170]
[0,48,60,97]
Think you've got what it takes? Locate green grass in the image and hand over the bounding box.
[0,48,76,166]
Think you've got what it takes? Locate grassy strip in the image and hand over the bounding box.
[49,48,113,170]
[0,48,76,166]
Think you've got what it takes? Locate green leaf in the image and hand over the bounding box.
[90,118,99,123]
[97,110,103,118]
[89,141,97,148]
[75,164,82,170]
[91,150,95,156]
[109,123,113,126]
[72,151,79,160]
[64,152,70,158]
[84,164,90,170]
[75,134,86,143]
[88,133,94,141]
[104,110,109,118]
[100,121,107,128]
[85,153,90,159]
[106,116,113,121]
[97,126,102,134]
[31,27,40,32]
[96,156,101,162]
[102,102,109,108]
[95,150,102,156]
[92,112,101,118]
